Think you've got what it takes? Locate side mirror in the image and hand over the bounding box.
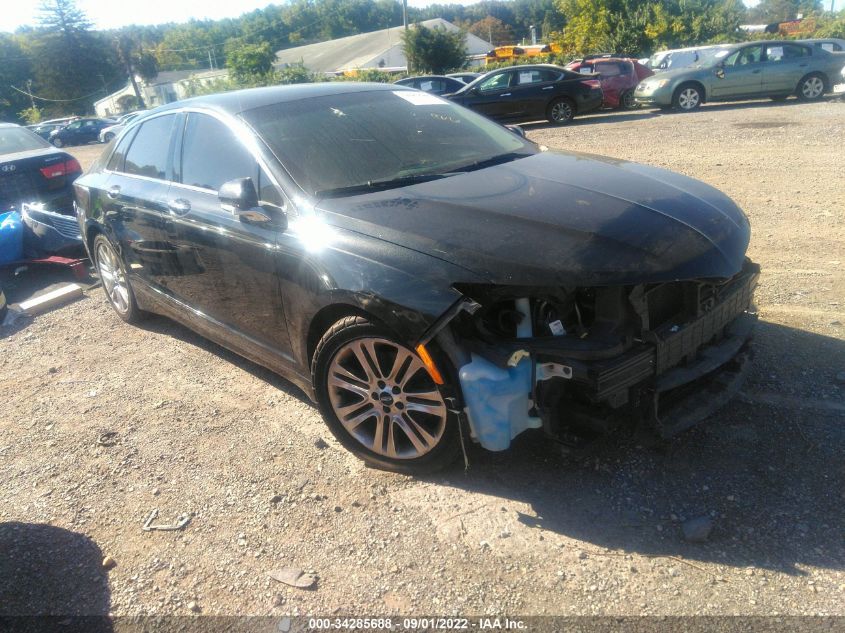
[505,124,526,138]
[219,177,284,228]
[219,177,258,211]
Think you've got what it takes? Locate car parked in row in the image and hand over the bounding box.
[565,57,653,109]
[446,72,482,84]
[0,123,82,214]
[635,40,845,110]
[74,83,758,473]
[49,117,113,147]
[393,75,467,95]
[446,64,603,124]
[99,110,148,143]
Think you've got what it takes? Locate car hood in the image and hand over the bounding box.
[316,151,751,287]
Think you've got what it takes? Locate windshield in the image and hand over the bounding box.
[242,89,534,197]
[696,47,734,67]
[0,126,51,155]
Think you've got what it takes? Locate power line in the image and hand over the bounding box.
[10,84,107,102]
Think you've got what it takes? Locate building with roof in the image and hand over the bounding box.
[94,68,229,117]
[274,18,493,74]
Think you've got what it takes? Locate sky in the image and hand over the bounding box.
[1,0,843,34]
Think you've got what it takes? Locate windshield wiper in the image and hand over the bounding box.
[448,151,532,173]
[315,173,450,198]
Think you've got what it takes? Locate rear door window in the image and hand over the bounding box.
[106,127,138,171]
[123,114,176,180]
[515,69,560,85]
[179,113,256,192]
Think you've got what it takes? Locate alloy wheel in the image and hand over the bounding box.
[551,101,573,122]
[96,241,130,314]
[801,76,824,99]
[326,337,448,460]
[678,88,700,110]
[621,91,636,109]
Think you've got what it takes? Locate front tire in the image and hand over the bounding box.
[619,90,637,110]
[94,234,144,324]
[673,83,702,111]
[546,97,575,124]
[797,74,825,101]
[51,137,64,147]
[103,132,115,143]
[312,316,460,474]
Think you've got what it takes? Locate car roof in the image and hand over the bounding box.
[0,123,20,129]
[152,82,408,117]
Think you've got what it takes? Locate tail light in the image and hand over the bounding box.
[39,158,82,179]
[580,79,602,89]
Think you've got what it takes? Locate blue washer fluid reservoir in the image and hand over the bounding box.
[458,354,542,451]
[458,297,541,451]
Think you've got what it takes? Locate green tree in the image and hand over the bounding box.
[226,40,275,80]
[0,35,32,122]
[468,16,515,45]
[402,24,468,74]
[746,0,823,23]
[116,94,141,112]
[29,0,114,116]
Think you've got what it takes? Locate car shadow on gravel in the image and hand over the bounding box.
[135,314,312,404]
[0,522,112,630]
[428,321,845,577]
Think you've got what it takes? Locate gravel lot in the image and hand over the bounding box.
[1,98,843,620]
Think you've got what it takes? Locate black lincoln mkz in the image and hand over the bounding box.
[74,83,758,473]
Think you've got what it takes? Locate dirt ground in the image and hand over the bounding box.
[1,97,843,621]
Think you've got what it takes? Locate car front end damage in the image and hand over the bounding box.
[422,260,759,450]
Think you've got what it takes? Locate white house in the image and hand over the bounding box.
[94,68,229,117]
[274,18,493,74]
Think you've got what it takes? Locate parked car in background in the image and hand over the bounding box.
[446,64,603,124]
[49,118,112,147]
[646,45,720,72]
[565,57,653,109]
[27,122,65,140]
[0,123,81,214]
[635,41,845,111]
[796,38,845,53]
[74,83,758,474]
[393,75,467,95]
[446,72,482,84]
[99,110,148,143]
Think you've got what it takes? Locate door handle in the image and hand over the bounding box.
[106,185,121,199]
[542,86,554,90]
[799,63,808,67]
[167,198,191,215]
[752,69,761,74]
[501,93,512,96]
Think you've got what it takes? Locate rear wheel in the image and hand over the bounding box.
[94,234,144,323]
[672,83,702,111]
[797,74,825,101]
[546,97,575,124]
[312,316,460,474]
[103,132,115,142]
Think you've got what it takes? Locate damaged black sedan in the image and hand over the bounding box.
[74,84,758,474]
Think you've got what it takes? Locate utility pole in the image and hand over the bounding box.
[26,79,36,111]
[403,0,408,31]
[208,48,214,70]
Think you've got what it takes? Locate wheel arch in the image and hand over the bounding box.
[674,80,707,103]
[797,71,828,93]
